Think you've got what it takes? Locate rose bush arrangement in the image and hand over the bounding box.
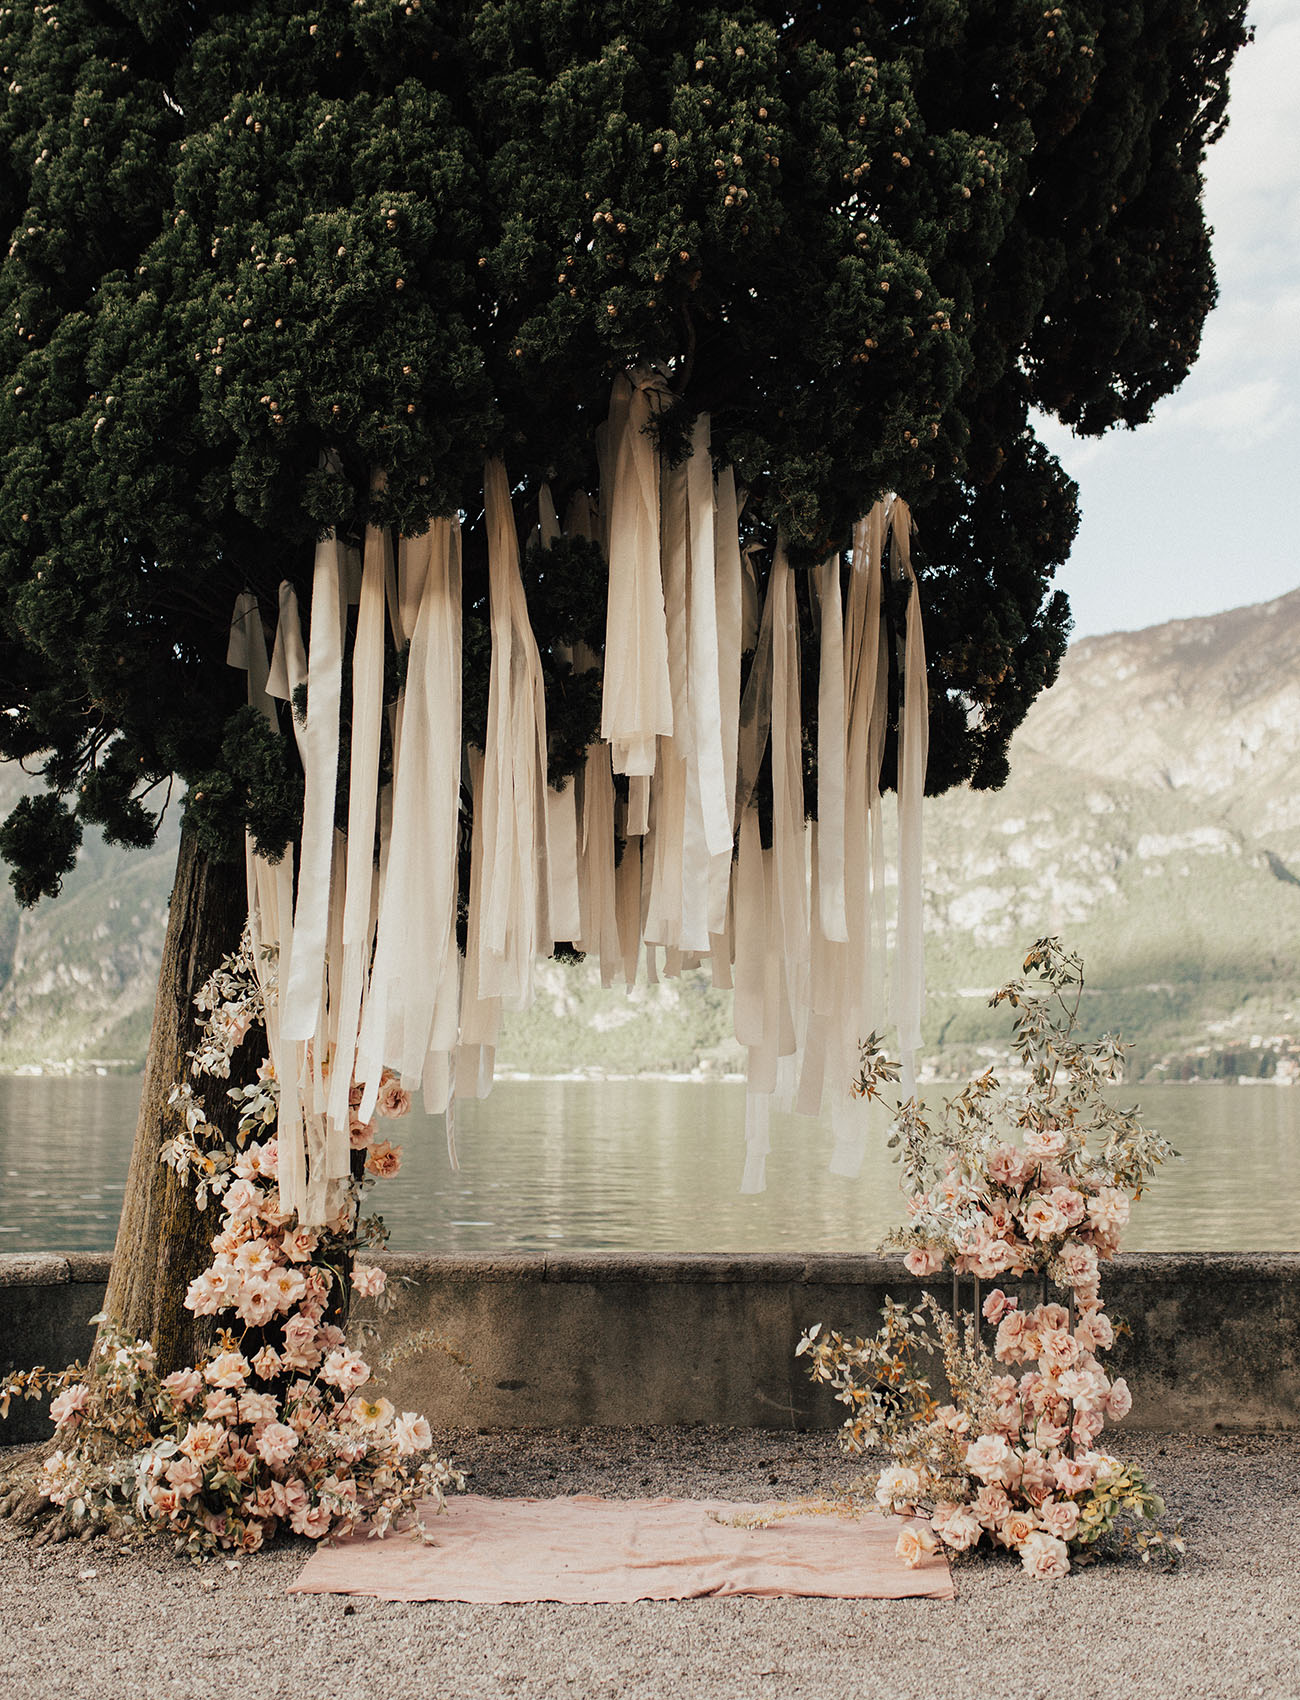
[799,940,1184,1580]
[3,935,461,1555]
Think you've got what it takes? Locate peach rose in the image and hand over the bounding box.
[179,1421,223,1464]
[1106,1377,1133,1420]
[203,1390,238,1423]
[365,1140,402,1178]
[895,1523,940,1568]
[204,1350,251,1390]
[998,1508,1038,1549]
[1020,1195,1068,1241]
[351,1264,387,1299]
[349,1115,375,1150]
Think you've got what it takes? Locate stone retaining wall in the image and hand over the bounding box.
[3,1251,1296,1444]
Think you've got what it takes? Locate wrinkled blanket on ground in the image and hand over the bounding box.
[288,1494,954,1603]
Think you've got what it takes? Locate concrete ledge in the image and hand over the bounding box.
[3,1251,1297,1444]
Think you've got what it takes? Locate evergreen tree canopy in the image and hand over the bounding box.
[0,0,1248,902]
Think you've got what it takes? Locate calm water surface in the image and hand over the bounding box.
[1,1076,1296,1254]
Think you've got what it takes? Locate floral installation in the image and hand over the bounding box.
[2,933,462,1556]
[798,938,1184,1581]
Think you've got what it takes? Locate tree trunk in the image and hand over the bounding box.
[100,822,255,1375]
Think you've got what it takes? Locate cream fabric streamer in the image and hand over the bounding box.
[601,368,673,776]
[890,498,929,1096]
[478,459,550,1008]
[356,519,462,1119]
[266,582,309,766]
[282,536,346,1049]
[324,521,388,1153]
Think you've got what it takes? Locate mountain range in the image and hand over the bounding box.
[2,588,1298,1079]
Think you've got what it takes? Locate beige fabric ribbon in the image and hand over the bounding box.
[601,368,674,776]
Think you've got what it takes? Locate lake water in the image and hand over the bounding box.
[1,1076,1297,1255]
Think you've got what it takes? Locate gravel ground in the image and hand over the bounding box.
[2,1427,1297,1700]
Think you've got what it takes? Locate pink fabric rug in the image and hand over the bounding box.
[289,1494,954,1603]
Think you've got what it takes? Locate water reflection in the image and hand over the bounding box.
[0,1076,1296,1254]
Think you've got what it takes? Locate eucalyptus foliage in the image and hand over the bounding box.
[0,1,1248,900]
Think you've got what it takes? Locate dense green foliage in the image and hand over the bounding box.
[0,0,1248,898]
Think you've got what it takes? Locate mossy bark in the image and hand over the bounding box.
[100,822,256,1374]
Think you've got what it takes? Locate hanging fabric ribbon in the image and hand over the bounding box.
[478,459,551,1008]
[600,368,674,778]
[890,497,929,1098]
[356,518,462,1119]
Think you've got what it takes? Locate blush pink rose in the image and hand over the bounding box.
[932,1503,983,1552]
[269,1266,308,1313]
[1023,1126,1067,1160]
[982,1288,1017,1324]
[235,1276,277,1329]
[239,1390,279,1425]
[49,1384,90,1427]
[282,1226,319,1264]
[321,1348,371,1394]
[255,1422,300,1468]
[1048,1185,1087,1227]
[1039,1496,1081,1541]
[162,1367,203,1406]
[291,1502,334,1540]
[1106,1377,1133,1420]
[349,1115,375,1151]
[1038,1328,1079,1374]
[1053,1454,1096,1495]
[165,1455,203,1499]
[179,1422,223,1464]
[393,1412,433,1456]
[903,1245,944,1277]
[251,1345,283,1380]
[964,1434,1016,1485]
[202,1390,238,1423]
[351,1264,387,1299]
[375,1075,413,1118]
[986,1143,1031,1189]
[974,1485,1011,1526]
[1020,1529,1071,1580]
[222,1178,262,1223]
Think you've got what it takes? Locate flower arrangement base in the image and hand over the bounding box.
[799,940,1185,1581]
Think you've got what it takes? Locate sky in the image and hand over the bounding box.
[1037,0,1300,639]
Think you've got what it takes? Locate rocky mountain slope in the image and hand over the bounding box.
[2,589,1298,1076]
